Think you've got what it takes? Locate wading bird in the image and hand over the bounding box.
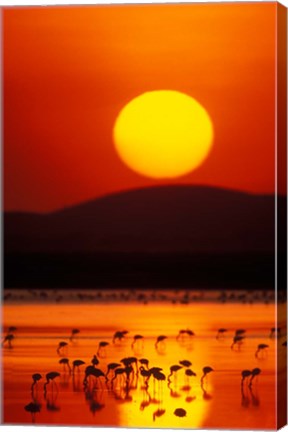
[105,363,121,381]
[2,334,15,349]
[70,328,80,342]
[56,341,68,356]
[31,374,42,392]
[59,358,71,373]
[72,359,85,373]
[167,365,182,383]
[201,366,214,385]
[97,341,109,358]
[216,328,228,339]
[83,366,105,387]
[44,372,60,394]
[112,330,128,344]
[179,360,192,368]
[131,334,144,350]
[231,335,245,350]
[241,370,251,386]
[155,335,167,350]
[176,329,195,341]
[249,368,261,387]
[255,343,269,358]
[269,327,281,338]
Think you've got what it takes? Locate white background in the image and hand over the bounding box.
[0,1,287,432]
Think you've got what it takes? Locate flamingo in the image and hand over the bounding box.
[255,343,269,358]
[249,368,261,387]
[235,329,246,336]
[153,408,166,421]
[31,373,42,392]
[176,329,194,340]
[139,366,151,386]
[105,363,121,381]
[241,369,251,386]
[179,360,192,368]
[59,358,71,373]
[131,334,144,350]
[2,334,14,349]
[83,366,105,387]
[44,372,60,394]
[269,327,281,338]
[201,366,214,385]
[112,330,128,344]
[56,341,68,356]
[231,335,245,350]
[155,335,167,350]
[69,328,80,342]
[72,359,85,373]
[216,328,228,339]
[167,365,182,383]
[97,341,109,358]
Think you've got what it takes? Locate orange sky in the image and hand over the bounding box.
[3,3,277,212]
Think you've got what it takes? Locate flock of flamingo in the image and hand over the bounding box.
[2,323,287,424]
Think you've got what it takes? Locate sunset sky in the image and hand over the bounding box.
[3,3,277,213]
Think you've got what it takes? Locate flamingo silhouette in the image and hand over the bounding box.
[112,330,128,344]
[216,328,228,339]
[235,329,246,336]
[31,373,42,392]
[7,326,17,334]
[83,366,105,388]
[241,369,251,386]
[249,368,261,387]
[69,328,80,342]
[167,365,182,383]
[155,335,167,350]
[105,363,121,381]
[59,358,71,373]
[2,334,15,349]
[139,366,151,386]
[179,360,192,368]
[255,343,269,358]
[97,341,109,357]
[72,359,85,373]
[231,335,245,350]
[131,334,144,350]
[56,341,68,356]
[44,372,60,394]
[176,329,195,341]
[269,327,281,338]
[201,366,214,385]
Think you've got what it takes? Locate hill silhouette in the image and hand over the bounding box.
[5,185,276,254]
[5,185,282,288]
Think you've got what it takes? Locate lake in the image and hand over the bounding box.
[2,289,286,429]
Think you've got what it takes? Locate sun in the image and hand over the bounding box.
[113,90,214,179]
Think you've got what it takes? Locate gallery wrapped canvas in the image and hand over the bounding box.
[1,1,287,430]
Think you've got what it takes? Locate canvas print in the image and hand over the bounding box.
[1,2,287,429]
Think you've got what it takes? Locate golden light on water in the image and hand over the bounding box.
[113,91,214,179]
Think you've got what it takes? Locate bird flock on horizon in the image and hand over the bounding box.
[2,323,287,424]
